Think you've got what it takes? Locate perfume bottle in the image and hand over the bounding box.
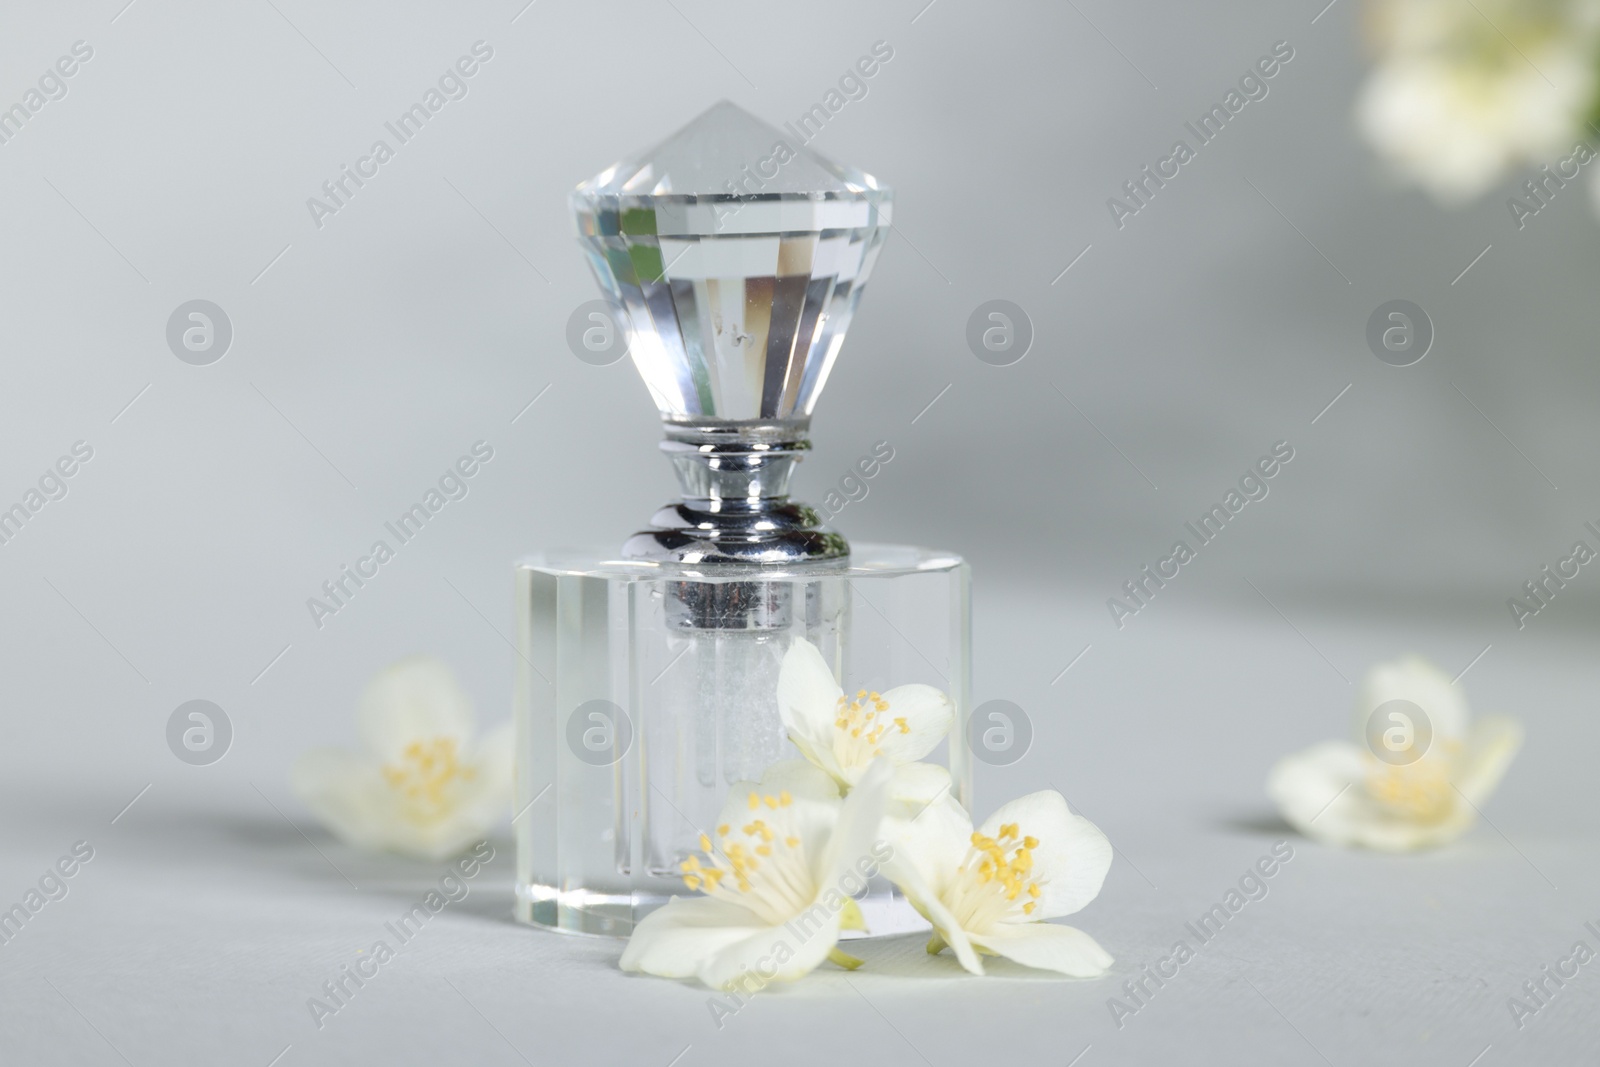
[515,102,971,937]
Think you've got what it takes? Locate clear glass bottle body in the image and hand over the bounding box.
[514,544,970,937]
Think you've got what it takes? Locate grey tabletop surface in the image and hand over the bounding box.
[2,585,1593,1067]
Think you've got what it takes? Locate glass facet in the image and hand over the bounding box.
[572,101,893,423]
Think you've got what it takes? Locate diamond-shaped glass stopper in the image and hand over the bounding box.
[573,100,892,426]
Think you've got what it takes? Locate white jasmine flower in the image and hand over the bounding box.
[620,759,893,989]
[291,655,512,861]
[885,791,1114,977]
[1267,656,1522,851]
[775,637,954,795]
[1357,0,1599,203]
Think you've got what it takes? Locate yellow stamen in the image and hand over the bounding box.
[950,823,1048,927]
[380,737,475,826]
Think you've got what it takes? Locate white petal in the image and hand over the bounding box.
[888,857,985,976]
[776,638,846,778]
[884,762,953,821]
[1353,655,1468,748]
[970,922,1113,977]
[696,910,843,989]
[291,748,393,850]
[870,684,954,764]
[783,730,838,783]
[1266,741,1365,837]
[619,896,768,979]
[755,759,844,803]
[817,758,894,889]
[713,760,841,838]
[1319,803,1473,852]
[1358,817,1473,852]
[358,655,475,760]
[1455,715,1523,809]
[883,791,971,899]
[979,790,1112,919]
[878,793,986,976]
[892,761,953,803]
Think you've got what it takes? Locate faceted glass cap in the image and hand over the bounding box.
[573,101,892,424]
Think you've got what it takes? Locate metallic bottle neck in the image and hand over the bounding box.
[623,419,848,567]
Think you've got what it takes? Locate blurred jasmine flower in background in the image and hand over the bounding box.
[1268,656,1522,851]
[1358,0,1600,204]
[292,655,512,860]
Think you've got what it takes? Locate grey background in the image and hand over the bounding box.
[1,0,1596,1063]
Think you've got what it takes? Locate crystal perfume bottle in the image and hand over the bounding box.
[515,102,971,937]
